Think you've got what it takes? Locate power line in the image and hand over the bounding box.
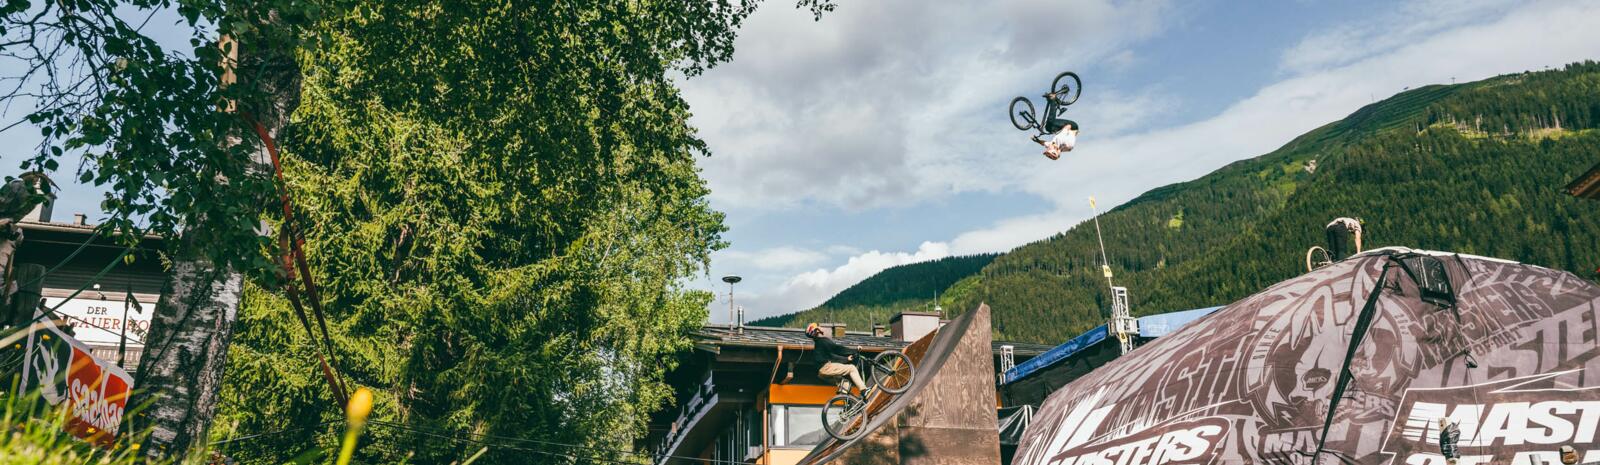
[210,421,338,446]
[362,424,641,465]
[8,228,102,291]
[215,412,764,465]
[366,420,753,465]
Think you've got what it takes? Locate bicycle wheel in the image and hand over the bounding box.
[1306,246,1331,272]
[871,350,915,394]
[1051,72,1082,106]
[821,394,869,441]
[1009,97,1036,131]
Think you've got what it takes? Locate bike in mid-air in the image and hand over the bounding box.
[819,349,916,441]
[1009,71,1082,142]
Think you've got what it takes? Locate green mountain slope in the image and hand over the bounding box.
[750,253,998,327]
[760,62,1600,344]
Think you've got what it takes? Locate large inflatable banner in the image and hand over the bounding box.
[1012,249,1600,465]
[19,317,135,446]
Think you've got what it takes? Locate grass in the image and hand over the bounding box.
[0,385,420,465]
[0,391,156,465]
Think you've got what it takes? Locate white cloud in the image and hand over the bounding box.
[728,241,952,320]
[1278,0,1519,74]
[948,209,1087,255]
[686,0,1177,211]
[732,0,1600,316]
[1006,0,1600,214]
[717,246,829,271]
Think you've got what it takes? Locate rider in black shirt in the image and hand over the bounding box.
[807,323,866,392]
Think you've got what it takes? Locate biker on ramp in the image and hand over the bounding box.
[805,322,917,440]
[807,323,867,392]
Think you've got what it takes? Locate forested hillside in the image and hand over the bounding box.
[752,254,998,327]
[758,62,1600,344]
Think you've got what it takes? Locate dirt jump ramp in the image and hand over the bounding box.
[797,303,1002,465]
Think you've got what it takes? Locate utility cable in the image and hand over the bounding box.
[366,419,755,465]
[209,420,339,446]
[7,228,101,291]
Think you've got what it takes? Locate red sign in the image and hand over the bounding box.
[20,321,134,446]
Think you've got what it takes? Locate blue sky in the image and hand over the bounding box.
[6,0,1600,324]
[683,0,1600,322]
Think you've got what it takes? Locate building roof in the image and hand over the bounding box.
[1567,161,1600,199]
[694,323,1053,357]
[17,220,164,240]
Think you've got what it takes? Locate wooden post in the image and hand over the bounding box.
[5,264,45,328]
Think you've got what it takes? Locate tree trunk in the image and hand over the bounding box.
[134,24,300,456]
[134,260,244,455]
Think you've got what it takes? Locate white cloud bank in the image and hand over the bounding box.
[707,0,1600,319]
[684,0,1176,212]
[726,242,952,322]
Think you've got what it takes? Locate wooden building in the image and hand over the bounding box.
[643,312,1050,465]
[8,217,165,373]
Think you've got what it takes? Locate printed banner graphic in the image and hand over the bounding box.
[1013,251,1600,465]
[20,319,135,446]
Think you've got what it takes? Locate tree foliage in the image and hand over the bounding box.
[0,0,315,268]
[752,253,998,328]
[4,0,844,461]
[209,1,840,464]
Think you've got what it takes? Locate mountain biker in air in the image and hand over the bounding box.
[806,323,867,393]
[1010,72,1083,160]
[1033,115,1079,160]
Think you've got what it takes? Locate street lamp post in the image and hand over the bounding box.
[721,275,742,328]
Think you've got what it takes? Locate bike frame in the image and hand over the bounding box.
[831,356,877,395]
[1017,94,1071,134]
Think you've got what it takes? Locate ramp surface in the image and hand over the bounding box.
[797,304,1001,465]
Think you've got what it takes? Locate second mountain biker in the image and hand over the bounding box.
[806,323,867,393]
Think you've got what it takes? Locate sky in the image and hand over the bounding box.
[684,0,1600,323]
[6,0,1600,324]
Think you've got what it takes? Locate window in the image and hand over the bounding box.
[714,404,761,463]
[770,405,826,448]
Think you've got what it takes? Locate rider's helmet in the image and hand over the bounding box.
[805,323,822,337]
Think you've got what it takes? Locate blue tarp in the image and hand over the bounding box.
[1136,306,1222,338]
[1001,306,1223,385]
[1002,325,1106,384]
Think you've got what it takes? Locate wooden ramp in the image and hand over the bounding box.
[796,304,1002,465]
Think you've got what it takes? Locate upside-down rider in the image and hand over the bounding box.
[806,323,867,393]
[1032,104,1079,160]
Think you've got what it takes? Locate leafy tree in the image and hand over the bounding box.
[5,0,837,461]
[1,0,316,455]
[210,0,835,463]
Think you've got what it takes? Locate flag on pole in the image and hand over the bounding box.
[1089,196,1097,210]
